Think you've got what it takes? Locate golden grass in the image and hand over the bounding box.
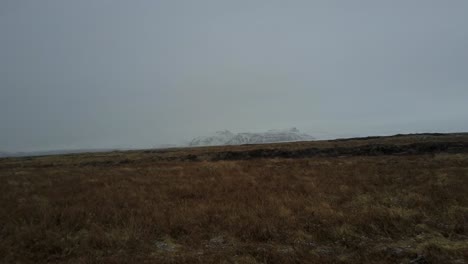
[1,135,468,263]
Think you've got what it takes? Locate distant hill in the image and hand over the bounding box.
[189,128,315,147]
[0,149,117,158]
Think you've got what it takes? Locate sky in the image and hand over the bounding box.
[1,0,468,152]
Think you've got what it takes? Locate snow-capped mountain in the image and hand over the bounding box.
[188,128,314,147]
[226,128,314,145]
[189,130,236,147]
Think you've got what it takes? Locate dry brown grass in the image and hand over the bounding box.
[1,134,468,263]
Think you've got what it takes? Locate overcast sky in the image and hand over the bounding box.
[1,0,468,152]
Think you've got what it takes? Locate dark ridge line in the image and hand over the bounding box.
[5,141,468,169]
[204,141,468,162]
[330,132,468,142]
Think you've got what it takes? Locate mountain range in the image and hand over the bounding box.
[189,128,315,147]
[0,128,315,158]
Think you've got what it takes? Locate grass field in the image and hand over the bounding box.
[1,134,468,263]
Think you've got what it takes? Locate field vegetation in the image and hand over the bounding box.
[1,134,468,263]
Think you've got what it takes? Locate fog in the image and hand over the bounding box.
[1,0,468,152]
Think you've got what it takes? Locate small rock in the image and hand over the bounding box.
[209,236,225,245]
[154,241,177,252]
[206,236,228,249]
[314,246,334,256]
[303,241,316,247]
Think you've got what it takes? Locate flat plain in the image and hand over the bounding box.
[1,133,468,263]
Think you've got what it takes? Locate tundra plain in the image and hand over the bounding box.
[1,133,468,263]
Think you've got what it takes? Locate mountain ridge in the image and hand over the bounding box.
[189,128,315,147]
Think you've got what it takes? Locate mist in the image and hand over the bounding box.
[1,0,468,152]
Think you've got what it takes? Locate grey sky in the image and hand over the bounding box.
[1,0,468,152]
